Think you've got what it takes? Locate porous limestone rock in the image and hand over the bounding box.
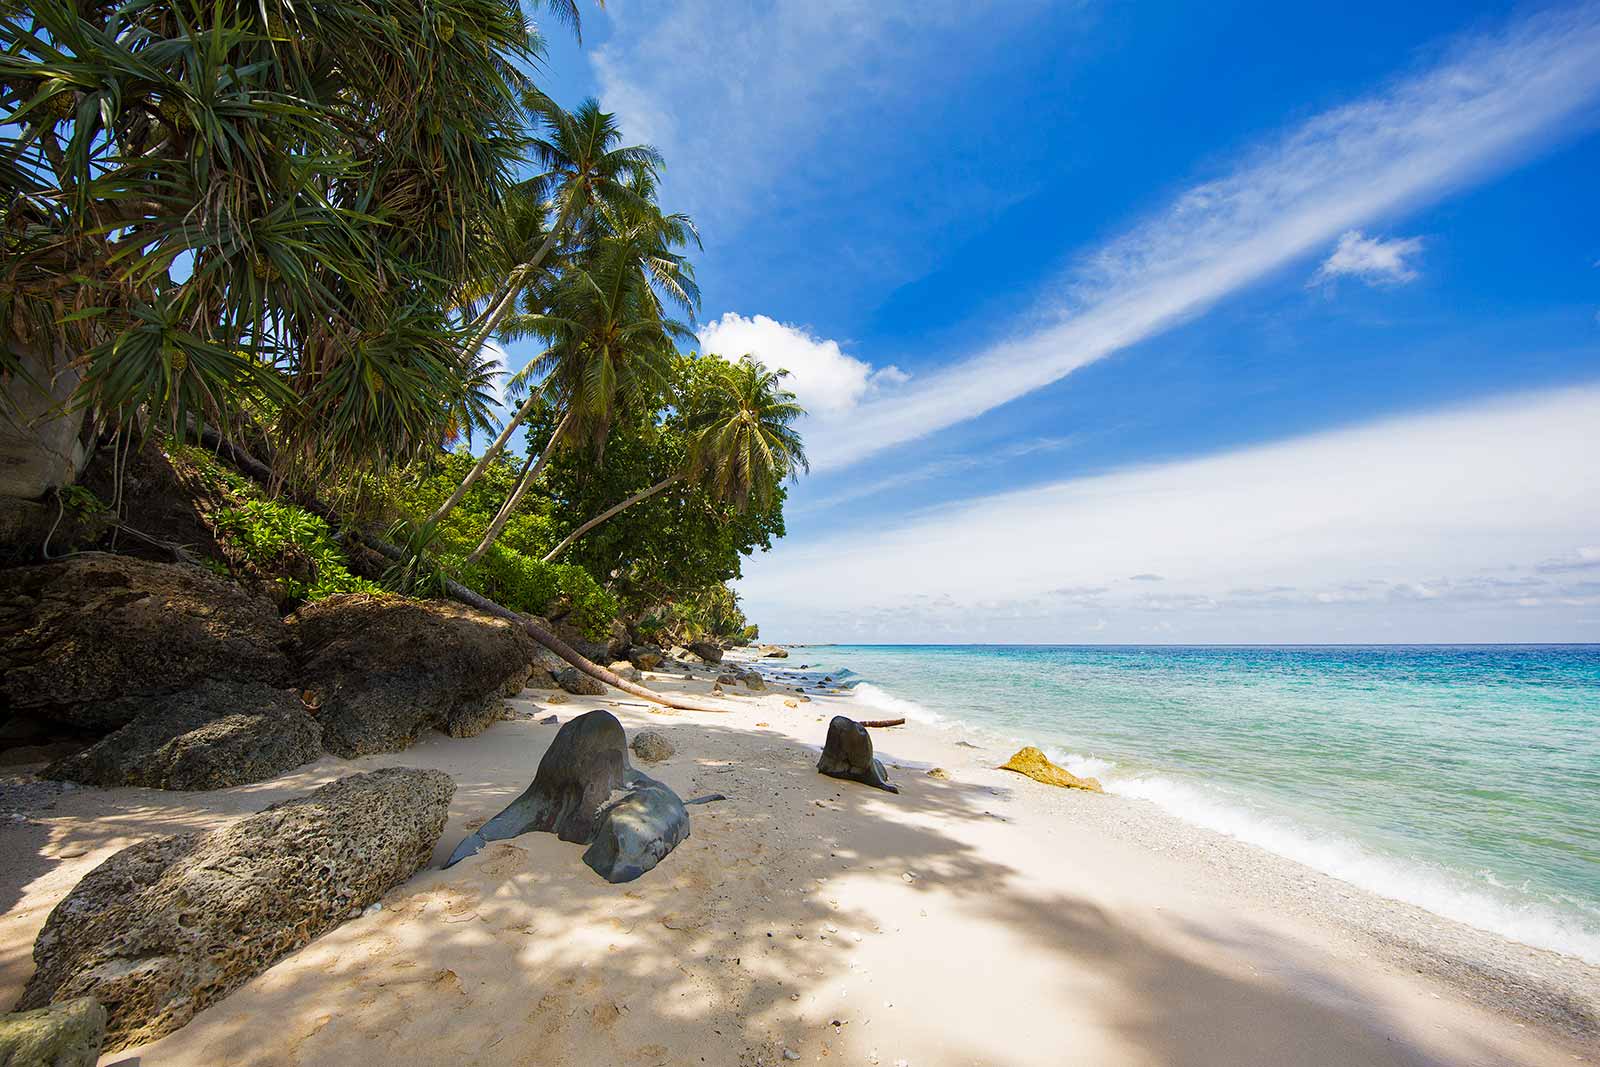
[816,716,898,794]
[0,997,105,1067]
[292,594,536,756]
[630,730,674,763]
[18,768,452,1050]
[446,711,689,883]
[998,746,1103,792]
[554,666,606,696]
[43,682,321,790]
[0,554,290,733]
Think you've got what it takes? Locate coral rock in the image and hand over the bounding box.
[998,747,1103,792]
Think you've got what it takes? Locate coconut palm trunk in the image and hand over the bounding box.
[541,473,680,563]
[463,409,572,564]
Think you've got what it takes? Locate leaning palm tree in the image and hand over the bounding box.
[460,231,692,564]
[426,98,663,528]
[541,355,808,563]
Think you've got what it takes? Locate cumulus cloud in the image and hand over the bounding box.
[739,385,1600,642]
[792,5,1600,471]
[1313,230,1424,286]
[696,312,907,419]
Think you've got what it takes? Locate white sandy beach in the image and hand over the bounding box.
[2,653,1595,1067]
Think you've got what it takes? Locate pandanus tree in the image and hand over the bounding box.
[426,97,664,528]
[541,355,808,562]
[0,0,545,500]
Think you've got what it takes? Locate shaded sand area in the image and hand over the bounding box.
[2,658,1596,1066]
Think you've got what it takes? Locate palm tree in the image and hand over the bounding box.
[460,231,693,564]
[427,98,663,528]
[541,355,807,562]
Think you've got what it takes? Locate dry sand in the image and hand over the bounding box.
[1,653,1596,1066]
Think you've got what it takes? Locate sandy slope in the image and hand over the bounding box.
[0,659,1594,1066]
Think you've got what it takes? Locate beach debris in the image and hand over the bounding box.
[19,768,452,1052]
[998,747,1103,792]
[554,665,607,697]
[784,699,799,708]
[926,767,949,780]
[630,730,675,763]
[783,1049,801,1060]
[445,711,690,883]
[683,794,727,805]
[857,717,906,728]
[0,997,106,1067]
[816,716,899,794]
[546,692,570,704]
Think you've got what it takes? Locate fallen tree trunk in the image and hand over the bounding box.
[858,718,906,728]
[196,431,731,714]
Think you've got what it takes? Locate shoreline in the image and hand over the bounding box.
[1,649,1594,1065]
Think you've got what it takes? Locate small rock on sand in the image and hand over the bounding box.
[629,731,674,762]
[926,768,949,780]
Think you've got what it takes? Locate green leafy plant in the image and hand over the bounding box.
[214,499,382,603]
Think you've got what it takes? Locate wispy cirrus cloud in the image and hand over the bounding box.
[1312,230,1425,287]
[785,4,1600,471]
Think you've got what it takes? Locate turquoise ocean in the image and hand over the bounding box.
[782,645,1600,963]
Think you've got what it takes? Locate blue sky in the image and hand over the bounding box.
[508,0,1600,643]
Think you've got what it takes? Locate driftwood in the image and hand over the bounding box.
[197,431,730,714]
[858,717,906,728]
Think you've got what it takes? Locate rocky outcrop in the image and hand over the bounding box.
[0,997,105,1067]
[554,666,606,697]
[292,595,536,757]
[735,667,765,691]
[18,768,452,1050]
[43,682,321,791]
[446,711,689,883]
[759,645,789,659]
[998,746,1103,792]
[630,730,674,763]
[0,554,291,733]
[686,640,723,664]
[817,716,898,793]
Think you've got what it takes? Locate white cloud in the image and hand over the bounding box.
[696,312,906,419]
[1313,230,1424,286]
[479,339,511,410]
[792,5,1600,471]
[740,385,1600,642]
[592,1,1053,230]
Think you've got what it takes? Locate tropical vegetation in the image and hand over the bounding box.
[0,0,806,676]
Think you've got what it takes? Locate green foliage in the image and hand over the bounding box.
[460,544,618,640]
[213,499,384,603]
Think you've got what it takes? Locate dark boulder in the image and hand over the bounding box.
[817,716,899,793]
[554,666,607,696]
[446,710,690,882]
[43,682,321,790]
[686,640,723,664]
[0,554,291,734]
[581,775,689,884]
[626,645,664,671]
[18,768,452,1051]
[292,595,536,757]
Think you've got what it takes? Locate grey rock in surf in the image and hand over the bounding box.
[817,715,899,794]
